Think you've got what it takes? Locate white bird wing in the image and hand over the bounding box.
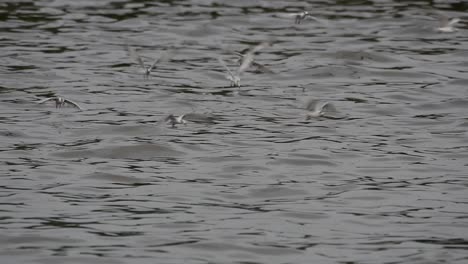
[232,52,243,65]
[316,101,330,113]
[435,13,454,27]
[317,101,337,114]
[237,52,254,74]
[126,45,145,70]
[218,57,236,80]
[64,99,83,110]
[233,42,273,74]
[305,99,334,112]
[250,41,272,54]
[37,97,56,104]
[233,51,243,57]
[237,41,271,74]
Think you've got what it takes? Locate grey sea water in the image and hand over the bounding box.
[1,0,468,263]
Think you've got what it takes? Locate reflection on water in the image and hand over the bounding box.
[1,0,468,263]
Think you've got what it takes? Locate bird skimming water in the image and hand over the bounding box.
[278,11,320,24]
[218,57,241,87]
[435,15,460,33]
[37,96,83,110]
[305,99,335,119]
[126,45,172,78]
[233,50,274,74]
[218,41,272,87]
[165,114,187,128]
[164,113,218,128]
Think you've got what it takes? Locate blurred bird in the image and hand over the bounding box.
[218,41,272,87]
[164,113,217,127]
[37,96,82,110]
[165,114,187,128]
[218,57,241,87]
[278,11,320,24]
[435,15,460,33]
[126,45,172,78]
[233,51,274,74]
[305,99,335,119]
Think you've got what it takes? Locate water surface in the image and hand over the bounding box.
[1,0,468,263]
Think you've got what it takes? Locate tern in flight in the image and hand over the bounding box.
[435,15,460,33]
[164,113,218,127]
[218,41,272,87]
[37,96,83,110]
[305,99,335,119]
[126,45,172,78]
[233,50,274,74]
[165,114,187,128]
[278,11,320,24]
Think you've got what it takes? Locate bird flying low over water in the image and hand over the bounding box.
[165,114,187,128]
[435,14,461,33]
[126,45,172,78]
[37,96,83,110]
[218,41,272,87]
[277,11,320,24]
[233,51,274,74]
[164,113,218,128]
[305,99,336,119]
[218,57,241,88]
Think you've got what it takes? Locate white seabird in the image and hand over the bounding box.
[37,96,83,110]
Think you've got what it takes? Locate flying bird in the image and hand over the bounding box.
[164,113,218,127]
[165,114,187,128]
[305,99,335,119]
[278,11,320,24]
[37,96,83,110]
[435,15,460,33]
[218,41,272,87]
[126,45,172,78]
[233,51,274,74]
[218,57,241,87]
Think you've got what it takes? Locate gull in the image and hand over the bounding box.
[218,41,272,87]
[165,114,187,128]
[126,45,172,78]
[435,15,460,33]
[278,11,320,24]
[305,99,335,119]
[37,96,83,110]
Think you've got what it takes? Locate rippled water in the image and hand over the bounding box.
[1,0,468,263]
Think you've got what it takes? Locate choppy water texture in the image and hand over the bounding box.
[1,0,468,263]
